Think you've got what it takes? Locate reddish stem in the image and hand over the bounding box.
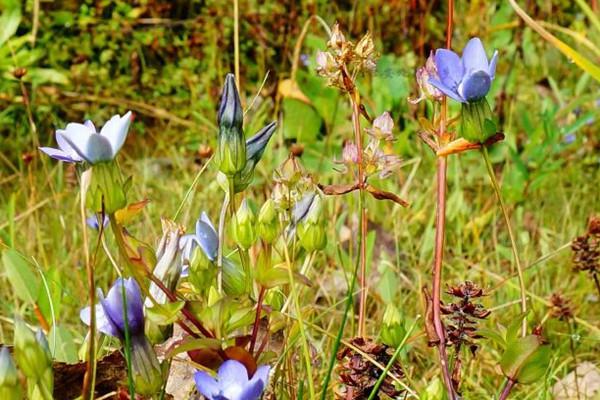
[249,286,266,355]
[499,378,516,400]
[430,0,457,398]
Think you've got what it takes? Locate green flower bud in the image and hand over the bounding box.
[460,97,496,143]
[380,304,406,348]
[296,194,326,252]
[222,258,248,296]
[257,199,279,243]
[217,74,246,176]
[13,319,52,382]
[231,199,257,249]
[0,347,22,400]
[131,336,163,396]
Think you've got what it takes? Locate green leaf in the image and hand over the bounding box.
[256,265,289,289]
[0,0,21,47]
[477,328,507,349]
[509,0,600,82]
[145,301,186,326]
[500,335,551,384]
[281,98,322,142]
[49,325,78,363]
[2,249,39,303]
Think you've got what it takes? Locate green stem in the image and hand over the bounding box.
[481,147,527,336]
[109,214,136,398]
[320,193,364,399]
[283,240,316,398]
[366,318,419,400]
[217,188,230,295]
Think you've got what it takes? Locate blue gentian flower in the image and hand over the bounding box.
[80,277,163,395]
[194,360,270,400]
[429,38,498,103]
[40,111,132,164]
[80,277,144,339]
[179,212,219,277]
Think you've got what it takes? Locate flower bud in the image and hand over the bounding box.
[231,199,257,249]
[222,257,248,296]
[217,74,246,176]
[460,98,496,143]
[146,219,183,343]
[0,347,22,400]
[13,319,52,382]
[381,304,406,348]
[257,199,279,243]
[131,336,164,396]
[296,194,327,251]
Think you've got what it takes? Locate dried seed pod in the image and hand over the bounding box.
[335,337,405,399]
[549,293,574,321]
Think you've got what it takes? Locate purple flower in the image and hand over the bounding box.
[80,277,144,339]
[40,112,132,164]
[86,214,109,230]
[429,38,498,103]
[194,360,270,400]
[179,212,218,277]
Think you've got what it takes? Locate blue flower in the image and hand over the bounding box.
[80,277,144,339]
[194,360,270,400]
[86,214,109,230]
[40,112,132,164]
[429,38,498,103]
[179,212,218,277]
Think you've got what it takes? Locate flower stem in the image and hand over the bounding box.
[349,89,368,339]
[109,214,136,399]
[217,187,230,295]
[320,205,364,399]
[499,378,516,400]
[592,272,600,300]
[249,286,266,355]
[481,147,527,336]
[81,191,96,400]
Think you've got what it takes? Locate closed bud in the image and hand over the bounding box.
[231,199,257,249]
[258,199,279,243]
[131,336,163,396]
[222,258,248,296]
[217,74,246,176]
[381,304,406,348]
[296,194,326,251]
[13,319,52,382]
[0,347,22,400]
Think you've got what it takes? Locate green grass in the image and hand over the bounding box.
[1,1,599,399]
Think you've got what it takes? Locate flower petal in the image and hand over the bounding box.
[236,379,265,400]
[218,360,249,386]
[84,134,115,164]
[84,120,97,132]
[250,365,270,387]
[194,371,220,400]
[100,111,132,157]
[200,212,217,233]
[246,121,277,163]
[80,295,121,338]
[39,147,80,163]
[428,78,465,103]
[461,37,489,73]
[101,278,145,337]
[196,217,218,262]
[434,49,464,89]
[56,132,84,161]
[458,70,491,102]
[57,123,95,162]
